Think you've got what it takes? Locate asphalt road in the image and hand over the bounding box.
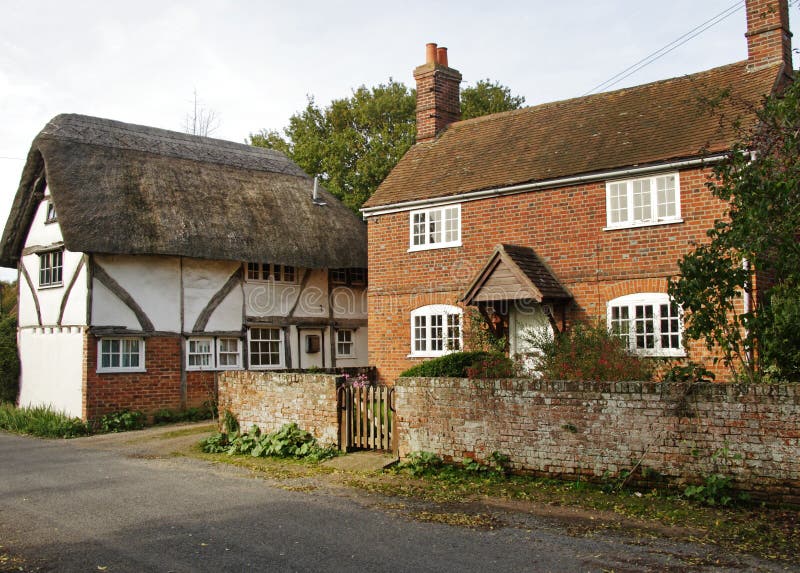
[0,430,790,572]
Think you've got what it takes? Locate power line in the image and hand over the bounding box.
[582,1,745,96]
[0,156,25,161]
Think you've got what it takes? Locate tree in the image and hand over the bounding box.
[668,79,800,382]
[183,89,220,137]
[460,79,525,120]
[250,78,524,211]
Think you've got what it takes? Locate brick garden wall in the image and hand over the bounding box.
[394,378,800,503]
[367,167,734,383]
[218,371,342,446]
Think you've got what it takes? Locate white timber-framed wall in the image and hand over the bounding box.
[16,190,368,419]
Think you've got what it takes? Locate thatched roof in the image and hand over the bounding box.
[0,114,367,269]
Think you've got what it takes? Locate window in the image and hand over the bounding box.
[217,338,242,369]
[249,327,284,368]
[607,293,683,357]
[246,263,296,283]
[187,338,214,370]
[45,201,57,223]
[606,173,680,228]
[38,249,63,288]
[336,329,355,357]
[330,268,367,286]
[409,204,461,250]
[98,338,145,372]
[410,305,463,357]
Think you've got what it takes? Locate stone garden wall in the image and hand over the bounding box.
[218,371,341,446]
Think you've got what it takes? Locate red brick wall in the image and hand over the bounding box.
[395,377,800,504]
[367,167,736,382]
[83,334,209,421]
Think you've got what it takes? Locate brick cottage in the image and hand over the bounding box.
[362,0,794,382]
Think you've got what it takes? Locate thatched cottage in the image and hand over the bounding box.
[0,114,368,420]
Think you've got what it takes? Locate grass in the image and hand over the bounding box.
[185,438,798,564]
[0,402,88,438]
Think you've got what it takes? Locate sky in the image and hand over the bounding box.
[0,0,798,281]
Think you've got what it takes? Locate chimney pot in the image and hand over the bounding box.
[425,43,438,65]
[436,47,448,67]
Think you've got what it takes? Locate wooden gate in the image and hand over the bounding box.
[337,384,395,452]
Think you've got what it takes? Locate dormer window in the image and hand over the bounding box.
[605,173,681,229]
[246,262,296,283]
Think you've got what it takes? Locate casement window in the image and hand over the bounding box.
[246,263,296,283]
[249,327,284,368]
[187,338,214,370]
[606,173,681,229]
[410,305,463,357]
[185,337,242,371]
[330,268,367,286]
[217,338,242,369]
[98,338,145,373]
[409,204,461,251]
[607,293,684,357]
[336,329,355,357]
[38,249,63,288]
[45,201,57,224]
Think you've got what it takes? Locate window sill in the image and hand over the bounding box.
[603,219,683,231]
[249,365,285,370]
[38,283,64,290]
[97,368,147,374]
[634,350,686,358]
[407,241,462,253]
[336,355,356,360]
[407,352,454,359]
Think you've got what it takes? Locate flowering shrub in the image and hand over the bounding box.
[341,373,370,388]
[525,322,654,381]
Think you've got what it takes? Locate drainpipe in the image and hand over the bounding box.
[743,258,752,365]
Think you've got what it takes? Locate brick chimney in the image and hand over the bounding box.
[414,43,462,143]
[745,0,793,72]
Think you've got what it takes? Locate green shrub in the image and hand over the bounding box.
[0,315,20,404]
[0,403,89,438]
[97,409,145,433]
[401,451,443,476]
[465,353,518,378]
[153,405,214,425]
[400,351,493,377]
[200,422,338,462]
[524,322,654,381]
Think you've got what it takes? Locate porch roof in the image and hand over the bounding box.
[460,244,571,305]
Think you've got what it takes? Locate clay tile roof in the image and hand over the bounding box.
[0,114,367,269]
[461,244,571,305]
[364,61,783,209]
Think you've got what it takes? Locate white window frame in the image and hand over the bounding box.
[607,293,684,357]
[45,200,57,224]
[409,304,463,358]
[97,337,146,373]
[186,337,214,371]
[38,249,63,288]
[248,327,285,369]
[336,329,355,358]
[408,204,461,251]
[605,173,682,229]
[217,337,243,370]
[245,263,297,284]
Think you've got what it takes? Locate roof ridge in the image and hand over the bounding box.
[40,113,307,177]
[449,60,760,131]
